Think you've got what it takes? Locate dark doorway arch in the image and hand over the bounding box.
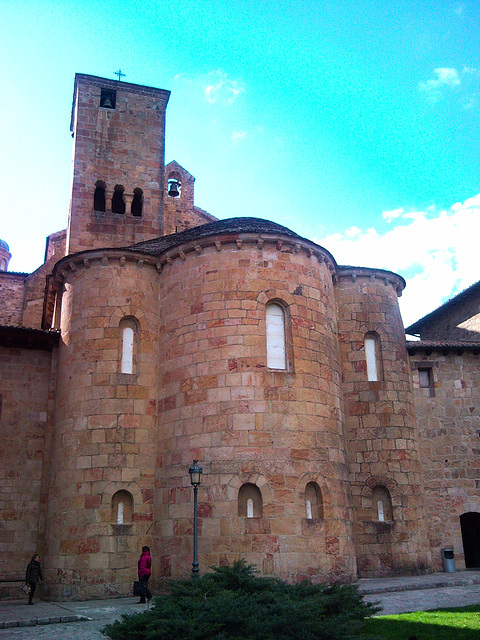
[460,512,480,568]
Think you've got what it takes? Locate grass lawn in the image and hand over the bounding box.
[361,604,480,639]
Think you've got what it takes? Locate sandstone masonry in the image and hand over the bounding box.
[0,73,478,600]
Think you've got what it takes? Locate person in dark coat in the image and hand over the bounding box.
[25,554,43,604]
[137,545,152,603]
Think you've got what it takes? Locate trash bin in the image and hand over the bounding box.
[441,548,456,573]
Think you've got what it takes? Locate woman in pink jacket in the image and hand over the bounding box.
[137,545,152,603]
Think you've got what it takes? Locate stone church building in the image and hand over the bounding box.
[1,74,479,600]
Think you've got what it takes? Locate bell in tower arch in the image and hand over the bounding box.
[168,179,180,198]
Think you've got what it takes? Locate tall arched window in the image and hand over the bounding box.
[266,303,286,370]
[94,180,106,212]
[111,490,133,524]
[305,482,324,520]
[238,483,263,518]
[120,317,139,374]
[364,331,383,382]
[112,185,126,214]
[372,485,393,522]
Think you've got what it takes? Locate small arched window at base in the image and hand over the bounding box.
[306,499,313,520]
[305,482,324,520]
[112,490,133,524]
[238,483,263,518]
[372,485,393,522]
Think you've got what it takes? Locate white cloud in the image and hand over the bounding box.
[203,70,246,105]
[232,130,247,142]
[461,95,478,110]
[345,226,362,238]
[419,67,479,106]
[418,68,461,102]
[313,195,480,329]
[382,207,404,222]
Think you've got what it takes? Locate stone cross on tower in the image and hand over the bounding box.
[114,69,126,82]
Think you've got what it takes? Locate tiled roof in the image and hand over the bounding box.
[0,325,60,350]
[0,271,29,277]
[124,217,322,256]
[406,340,480,354]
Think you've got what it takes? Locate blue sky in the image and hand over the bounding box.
[1,0,479,329]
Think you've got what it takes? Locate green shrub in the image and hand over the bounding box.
[103,560,379,640]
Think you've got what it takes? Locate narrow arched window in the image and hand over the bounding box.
[117,501,124,524]
[238,483,263,518]
[305,482,324,520]
[112,185,126,214]
[377,500,384,521]
[119,317,139,374]
[372,485,393,522]
[306,499,313,520]
[266,303,286,370]
[365,331,383,382]
[94,180,106,212]
[111,490,133,524]
[122,326,134,373]
[131,188,143,217]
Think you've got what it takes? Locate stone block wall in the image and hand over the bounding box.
[0,346,53,581]
[43,252,160,599]
[410,349,480,570]
[44,230,67,264]
[0,273,26,326]
[335,269,431,576]
[67,74,170,256]
[155,231,357,585]
[22,248,69,330]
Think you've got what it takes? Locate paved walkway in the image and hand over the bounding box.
[358,569,480,616]
[0,596,148,639]
[0,571,479,639]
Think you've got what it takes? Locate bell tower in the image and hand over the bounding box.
[66,74,170,254]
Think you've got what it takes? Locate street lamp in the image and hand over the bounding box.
[188,460,203,575]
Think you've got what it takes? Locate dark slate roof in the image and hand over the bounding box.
[0,271,29,277]
[406,340,480,354]
[124,217,328,257]
[337,265,406,288]
[406,280,480,335]
[0,326,60,350]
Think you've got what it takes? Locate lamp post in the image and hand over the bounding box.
[188,460,203,575]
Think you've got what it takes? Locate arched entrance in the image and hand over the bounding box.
[460,512,480,568]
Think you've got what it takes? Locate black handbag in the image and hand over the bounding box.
[133,580,146,596]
